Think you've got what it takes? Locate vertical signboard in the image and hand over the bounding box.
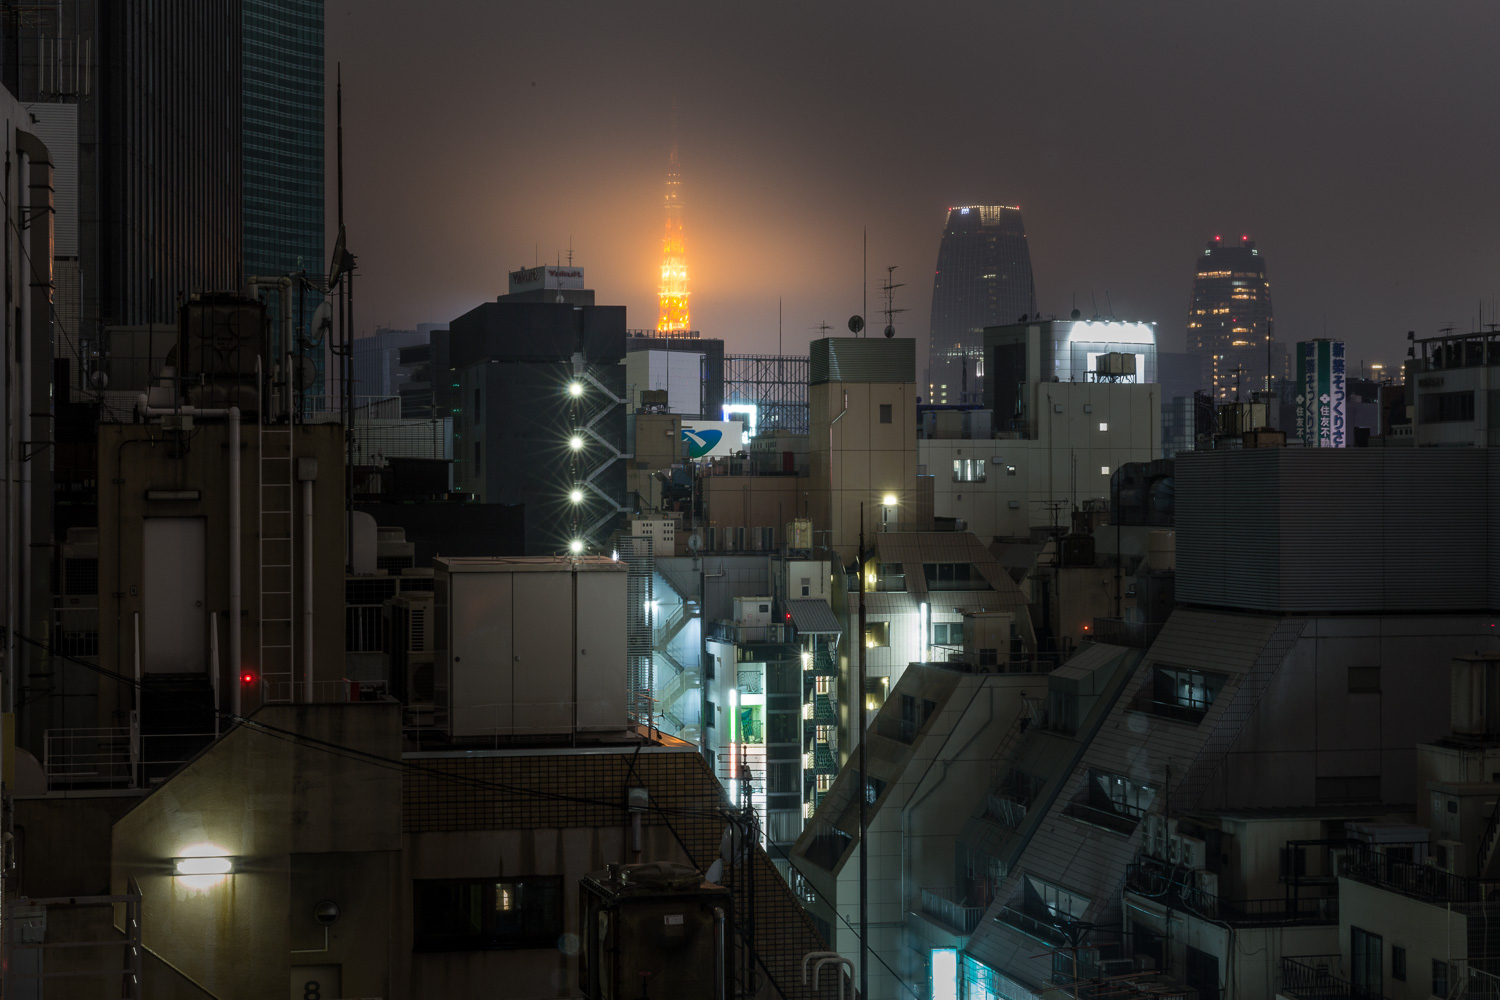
[1297,340,1346,448]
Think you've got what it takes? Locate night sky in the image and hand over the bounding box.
[328,1,1499,371]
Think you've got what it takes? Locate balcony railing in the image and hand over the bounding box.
[1125,864,1338,926]
[995,904,1070,947]
[1280,955,1390,1000]
[1343,841,1500,908]
[709,620,791,645]
[919,886,986,935]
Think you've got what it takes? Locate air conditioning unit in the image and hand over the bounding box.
[1133,955,1157,973]
[1177,835,1207,870]
[1143,815,1168,860]
[1195,870,1218,898]
[385,593,436,724]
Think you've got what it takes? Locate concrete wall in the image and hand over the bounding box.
[1210,615,1500,811]
[111,704,401,1000]
[1338,877,1468,1000]
[809,379,919,563]
[702,474,807,548]
[97,421,347,722]
[919,380,1160,541]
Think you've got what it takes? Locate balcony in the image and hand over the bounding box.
[995,904,1070,947]
[1125,864,1338,926]
[1343,841,1500,908]
[1280,955,1389,1000]
[919,886,986,935]
[708,620,792,645]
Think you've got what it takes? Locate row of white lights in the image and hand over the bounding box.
[567,380,586,556]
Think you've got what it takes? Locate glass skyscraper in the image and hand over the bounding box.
[1186,236,1284,402]
[243,0,325,393]
[927,205,1037,404]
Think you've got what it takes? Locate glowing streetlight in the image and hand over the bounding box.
[568,434,584,451]
[568,539,584,555]
[882,493,898,507]
[567,381,584,398]
[569,488,584,503]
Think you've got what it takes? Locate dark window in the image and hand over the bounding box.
[1280,845,1307,879]
[1421,390,1474,423]
[923,563,984,591]
[1351,927,1382,996]
[931,622,963,646]
[1148,666,1225,722]
[1316,776,1381,804]
[1447,798,1459,814]
[705,700,716,728]
[879,403,892,424]
[473,387,482,421]
[1185,946,1220,1000]
[473,441,482,475]
[413,876,562,951]
[864,621,890,648]
[1434,960,1451,997]
[768,762,798,793]
[978,648,999,667]
[1392,946,1406,982]
[64,557,99,596]
[1348,666,1380,693]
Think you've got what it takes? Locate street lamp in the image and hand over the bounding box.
[568,434,584,451]
[569,488,584,503]
[568,381,584,398]
[568,539,584,555]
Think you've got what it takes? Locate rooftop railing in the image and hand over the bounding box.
[919,886,986,935]
[1280,955,1389,1000]
[1125,863,1338,926]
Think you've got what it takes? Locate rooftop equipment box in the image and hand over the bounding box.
[434,556,627,738]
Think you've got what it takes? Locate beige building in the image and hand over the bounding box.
[808,338,921,563]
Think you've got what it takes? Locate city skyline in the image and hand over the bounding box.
[323,1,1499,373]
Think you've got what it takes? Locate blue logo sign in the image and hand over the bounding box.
[682,428,723,458]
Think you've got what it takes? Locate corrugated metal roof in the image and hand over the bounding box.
[787,598,841,634]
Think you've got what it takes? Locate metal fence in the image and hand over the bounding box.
[43,726,217,790]
[920,886,986,934]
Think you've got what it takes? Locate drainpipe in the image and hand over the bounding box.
[829,391,847,553]
[301,466,314,702]
[17,130,52,740]
[138,397,240,715]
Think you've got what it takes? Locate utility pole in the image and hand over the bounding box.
[857,501,868,1000]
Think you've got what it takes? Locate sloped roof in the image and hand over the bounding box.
[786,598,841,634]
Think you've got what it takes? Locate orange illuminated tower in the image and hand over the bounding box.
[656,142,691,335]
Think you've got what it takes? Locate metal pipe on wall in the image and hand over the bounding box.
[302,474,314,702]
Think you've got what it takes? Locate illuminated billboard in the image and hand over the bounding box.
[1295,340,1346,447]
[681,420,744,459]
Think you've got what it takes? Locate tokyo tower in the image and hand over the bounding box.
[655,141,690,334]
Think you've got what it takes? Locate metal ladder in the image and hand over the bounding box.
[258,419,296,702]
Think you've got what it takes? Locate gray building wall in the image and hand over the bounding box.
[1176,449,1500,613]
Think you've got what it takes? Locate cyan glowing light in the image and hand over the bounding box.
[931,948,958,1000]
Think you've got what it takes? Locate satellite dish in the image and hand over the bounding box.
[89,370,109,390]
[290,354,318,391]
[311,300,333,342]
[705,859,723,883]
[327,224,352,288]
[847,315,865,334]
[884,325,895,339]
[687,532,702,553]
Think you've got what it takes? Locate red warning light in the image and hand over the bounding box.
[240,671,256,685]
[1241,234,1248,241]
[1214,235,1221,241]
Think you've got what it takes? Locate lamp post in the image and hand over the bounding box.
[857,500,868,1000]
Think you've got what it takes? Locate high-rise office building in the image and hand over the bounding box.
[927,205,1036,405]
[1186,235,1285,401]
[244,0,325,391]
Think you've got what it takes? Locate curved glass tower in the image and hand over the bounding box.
[927,205,1036,404]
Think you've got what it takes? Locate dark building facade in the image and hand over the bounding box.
[927,205,1036,405]
[440,296,627,556]
[1,1,243,341]
[243,0,325,390]
[1186,235,1286,402]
